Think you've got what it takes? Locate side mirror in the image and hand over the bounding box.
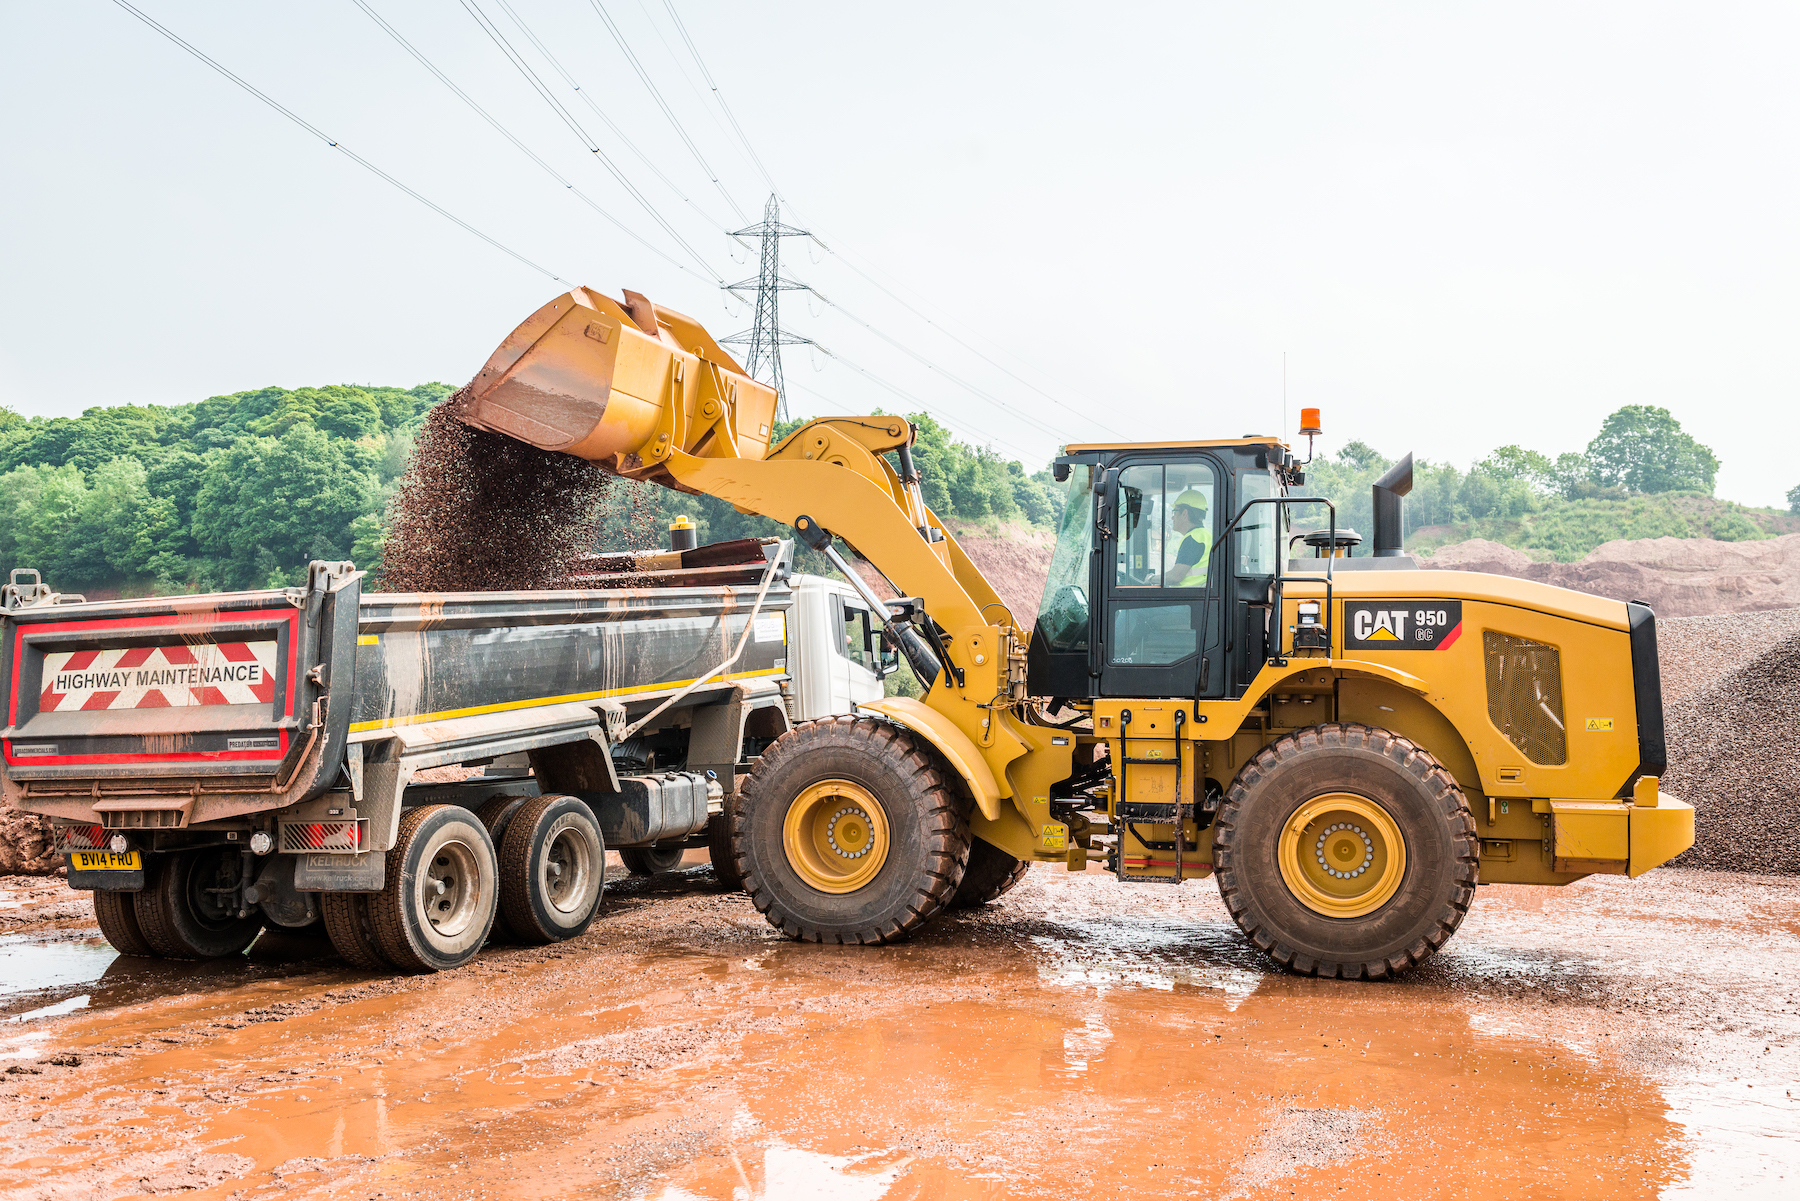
[1053,461,1071,483]
[1096,468,1118,536]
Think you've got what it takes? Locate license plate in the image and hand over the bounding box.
[70,850,141,871]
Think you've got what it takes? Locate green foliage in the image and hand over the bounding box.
[0,382,447,595]
[1788,483,1800,516]
[1305,404,1767,562]
[1584,405,1718,495]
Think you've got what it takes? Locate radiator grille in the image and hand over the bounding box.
[1483,631,1567,765]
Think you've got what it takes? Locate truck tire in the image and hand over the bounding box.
[132,848,263,960]
[94,888,158,957]
[948,838,1030,908]
[322,893,390,971]
[476,795,531,941]
[370,805,498,973]
[1213,723,1478,980]
[618,845,686,876]
[707,808,743,891]
[735,716,971,945]
[499,795,606,944]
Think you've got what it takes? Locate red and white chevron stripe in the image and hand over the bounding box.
[40,642,278,712]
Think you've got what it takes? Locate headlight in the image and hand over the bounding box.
[249,830,274,856]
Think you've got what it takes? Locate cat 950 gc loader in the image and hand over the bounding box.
[454,284,1694,979]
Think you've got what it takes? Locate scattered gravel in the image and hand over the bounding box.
[1664,630,1800,875]
[378,393,612,593]
[1656,606,1800,703]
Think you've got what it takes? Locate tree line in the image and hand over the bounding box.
[0,390,1061,596]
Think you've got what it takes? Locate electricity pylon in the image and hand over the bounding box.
[721,194,813,421]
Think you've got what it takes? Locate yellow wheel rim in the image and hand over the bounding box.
[782,779,891,894]
[1278,793,1407,919]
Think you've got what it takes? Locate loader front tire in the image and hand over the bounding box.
[735,717,970,945]
[370,805,498,973]
[948,838,1029,908]
[1213,723,1478,980]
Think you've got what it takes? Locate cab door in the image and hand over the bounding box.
[1098,458,1227,698]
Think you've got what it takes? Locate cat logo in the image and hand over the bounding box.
[1343,601,1465,651]
[1352,609,1409,641]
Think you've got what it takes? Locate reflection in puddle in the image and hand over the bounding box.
[657,1131,907,1201]
[0,934,118,1002]
[6,993,92,1024]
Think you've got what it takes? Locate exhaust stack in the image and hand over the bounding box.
[1372,454,1413,557]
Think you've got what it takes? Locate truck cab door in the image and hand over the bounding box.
[1096,458,1227,698]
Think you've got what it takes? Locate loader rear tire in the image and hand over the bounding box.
[618,845,686,876]
[132,848,263,960]
[948,838,1030,909]
[322,892,389,971]
[499,795,605,944]
[735,716,970,945]
[1213,723,1478,980]
[94,888,158,958]
[370,806,498,973]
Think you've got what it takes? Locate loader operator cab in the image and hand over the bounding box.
[1026,438,1289,704]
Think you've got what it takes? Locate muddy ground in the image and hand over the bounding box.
[1,860,1795,1200]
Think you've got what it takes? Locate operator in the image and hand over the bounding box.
[1164,489,1211,587]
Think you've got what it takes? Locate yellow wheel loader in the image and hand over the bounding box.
[458,285,1695,978]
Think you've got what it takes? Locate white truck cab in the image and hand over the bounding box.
[786,574,894,720]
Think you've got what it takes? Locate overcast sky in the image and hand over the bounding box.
[3,2,1795,506]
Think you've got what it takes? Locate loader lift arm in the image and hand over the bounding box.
[456,285,1074,859]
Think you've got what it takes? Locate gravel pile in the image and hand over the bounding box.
[1657,607,1800,703]
[1663,630,1800,875]
[379,393,612,592]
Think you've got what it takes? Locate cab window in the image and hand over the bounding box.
[840,603,874,670]
[1114,462,1217,590]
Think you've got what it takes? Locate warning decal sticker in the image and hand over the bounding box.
[39,642,279,712]
[1342,601,1464,651]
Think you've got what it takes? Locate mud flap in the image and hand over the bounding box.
[67,865,145,891]
[294,850,386,892]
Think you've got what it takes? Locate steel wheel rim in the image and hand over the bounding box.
[782,779,891,894]
[543,824,596,916]
[1278,793,1407,919]
[421,838,482,938]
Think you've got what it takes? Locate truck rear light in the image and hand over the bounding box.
[56,824,107,853]
[279,820,365,853]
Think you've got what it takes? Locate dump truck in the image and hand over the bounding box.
[445,285,1694,978]
[0,540,893,970]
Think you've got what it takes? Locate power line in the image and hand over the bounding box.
[656,0,784,202]
[488,0,734,234]
[581,0,747,223]
[107,0,564,283]
[791,353,1036,462]
[350,0,703,280]
[650,2,1121,440]
[458,0,722,279]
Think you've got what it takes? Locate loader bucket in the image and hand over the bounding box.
[457,286,779,472]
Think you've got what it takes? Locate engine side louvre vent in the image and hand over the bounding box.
[1483,631,1568,765]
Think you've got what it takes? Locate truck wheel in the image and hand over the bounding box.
[618,845,686,876]
[948,838,1029,908]
[94,888,158,957]
[735,716,971,945]
[321,893,389,970]
[476,795,531,941]
[707,806,743,891]
[1213,723,1478,980]
[132,848,263,960]
[370,805,498,973]
[499,795,605,944]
